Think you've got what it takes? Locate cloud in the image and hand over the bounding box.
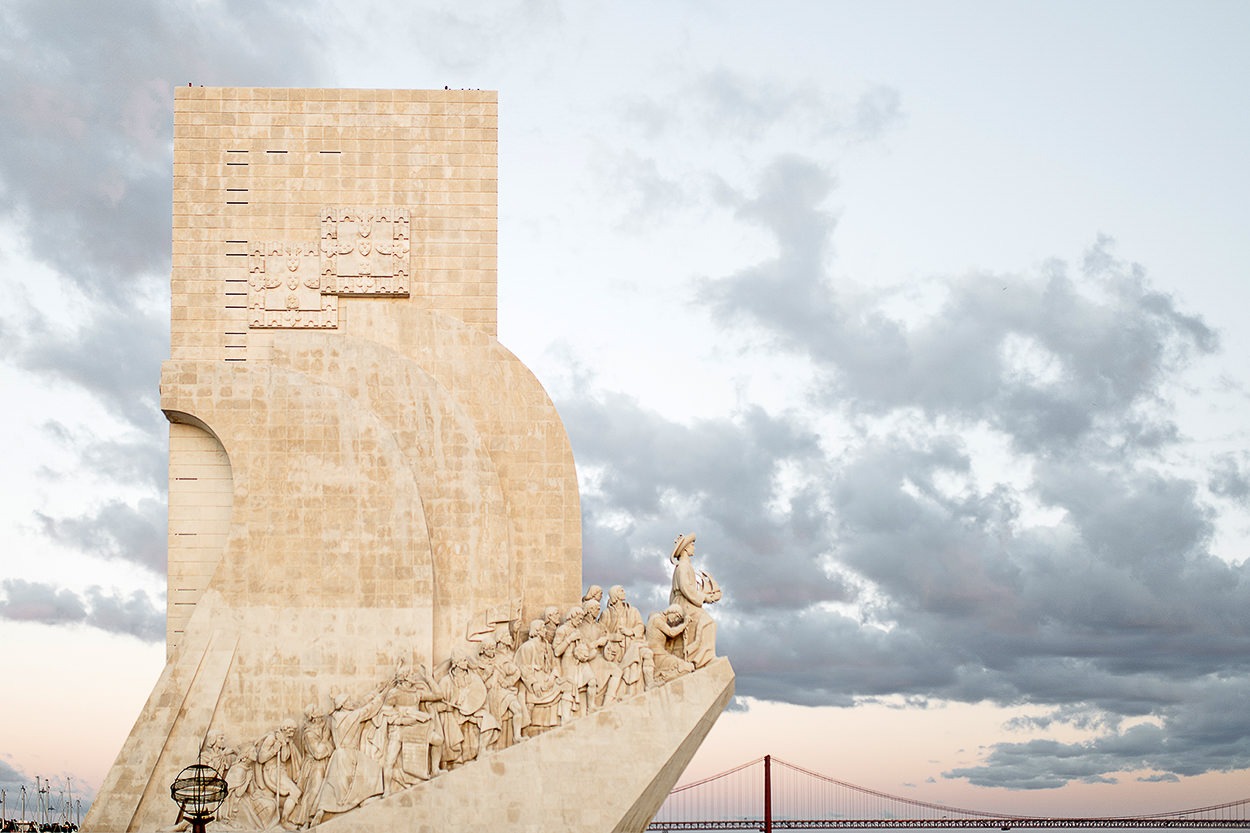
[602,150,696,230]
[0,758,26,783]
[14,307,169,431]
[0,579,163,642]
[83,585,166,642]
[372,0,563,71]
[0,579,86,625]
[36,498,167,574]
[625,69,902,144]
[606,74,899,229]
[561,390,852,619]
[0,758,33,797]
[0,758,89,813]
[68,426,169,495]
[0,0,333,423]
[699,159,1217,458]
[0,0,334,578]
[552,151,1249,786]
[0,0,333,293]
[1210,453,1250,504]
[946,678,1250,789]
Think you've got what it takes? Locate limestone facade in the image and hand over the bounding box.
[87,88,584,832]
[84,88,733,833]
[161,86,582,664]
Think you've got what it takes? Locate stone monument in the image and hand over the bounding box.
[83,88,733,833]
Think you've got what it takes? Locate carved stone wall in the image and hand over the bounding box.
[85,87,732,833]
[166,422,233,655]
[85,88,585,833]
[320,207,411,296]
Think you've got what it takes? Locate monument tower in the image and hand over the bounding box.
[85,88,732,833]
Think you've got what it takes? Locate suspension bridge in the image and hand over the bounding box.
[649,756,1250,830]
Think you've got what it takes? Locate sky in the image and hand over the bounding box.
[2,0,1250,820]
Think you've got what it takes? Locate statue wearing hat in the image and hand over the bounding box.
[668,533,722,669]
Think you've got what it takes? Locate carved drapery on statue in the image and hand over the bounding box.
[201,567,724,832]
[669,533,722,669]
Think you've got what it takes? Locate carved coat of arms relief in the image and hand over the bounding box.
[242,208,410,330]
[248,242,338,329]
[320,207,411,297]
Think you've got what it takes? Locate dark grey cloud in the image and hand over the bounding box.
[562,390,853,619]
[0,0,333,579]
[37,498,167,575]
[0,579,163,642]
[0,755,25,780]
[0,578,86,625]
[699,158,1217,458]
[0,759,24,783]
[0,758,32,798]
[946,677,1250,789]
[0,0,332,293]
[15,309,169,431]
[562,400,1248,781]
[0,0,334,420]
[1210,453,1250,504]
[70,427,169,496]
[557,151,1242,787]
[83,585,166,643]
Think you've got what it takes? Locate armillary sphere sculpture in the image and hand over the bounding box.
[170,764,228,833]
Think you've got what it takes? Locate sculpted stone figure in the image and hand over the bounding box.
[437,650,499,768]
[255,718,304,829]
[542,605,562,643]
[376,693,436,791]
[297,706,333,823]
[198,573,726,830]
[388,662,445,784]
[579,596,623,707]
[220,748,266,830]
[602,585,655,696]
[476,636,528,748]
[669,533,721,669]
[514,619,563,736]
[646,604,695,684]
[180,731,236,831]
[202,730,236,778]
[311,684,390,824]
[554,605,599,718]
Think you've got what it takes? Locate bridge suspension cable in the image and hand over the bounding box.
[649,755,1250,830]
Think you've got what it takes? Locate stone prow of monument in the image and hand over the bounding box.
[83,88,733,833]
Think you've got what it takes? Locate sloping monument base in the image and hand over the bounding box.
[318,658,735,833]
